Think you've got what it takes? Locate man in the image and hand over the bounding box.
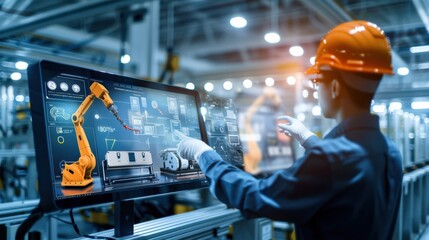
[175,20,403,240]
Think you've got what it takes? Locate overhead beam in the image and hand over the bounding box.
[0,0,146,39]
[375,88,429,99]
[33,25,120,53]
[0,43,120,74]
[0,0,33,27]
[183,56,304,81]
[171,14,424,58]
[301,0,353,28]
[5,25,214,77]
[412,0,429,32]
[177,31,323,57]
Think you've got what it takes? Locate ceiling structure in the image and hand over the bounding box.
[0,0,428,104]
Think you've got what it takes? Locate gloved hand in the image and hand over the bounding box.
[174,130,213,162]
[277,116,315,146]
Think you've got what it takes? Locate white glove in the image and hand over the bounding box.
[174,130,213,162]
[277,116,315,146]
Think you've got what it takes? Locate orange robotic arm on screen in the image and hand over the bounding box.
[61,82,117,187]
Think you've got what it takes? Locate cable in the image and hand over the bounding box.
[16,206,44,240]
[50,214,74,225]
[69,208,116,240]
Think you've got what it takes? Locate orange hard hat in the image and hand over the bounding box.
[305,20,394,76]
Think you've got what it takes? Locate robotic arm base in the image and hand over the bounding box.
[61,161,94,187]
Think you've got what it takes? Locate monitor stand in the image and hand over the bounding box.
[114,200,134,237]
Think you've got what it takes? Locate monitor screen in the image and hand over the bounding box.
[203,96,243,167]
[28,60,208,212]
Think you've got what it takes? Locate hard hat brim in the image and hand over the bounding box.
[305,65,319,75]
[306,64,394,75]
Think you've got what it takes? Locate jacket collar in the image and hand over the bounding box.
[324,113,380,139]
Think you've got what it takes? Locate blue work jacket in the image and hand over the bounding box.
[199,113,403,240]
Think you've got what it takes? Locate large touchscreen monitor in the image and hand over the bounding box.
[28,60,208,212]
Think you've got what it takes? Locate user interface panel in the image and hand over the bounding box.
[204,96,243,167]
[29,61,208,208]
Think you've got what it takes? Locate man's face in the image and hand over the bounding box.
[311,72,338,119]
[317,81,336,118]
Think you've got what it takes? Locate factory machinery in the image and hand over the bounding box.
[377,109,429,240]
[381,110,429,171]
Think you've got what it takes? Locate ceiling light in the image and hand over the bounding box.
[294,103,307,114]
[302,89,308,98]
[230,16,247,28]
[286,76,296,85]
[397,67,409,76]
[297,113,306,121]
[15,95,24,102]
[289,46,304,57]
[310,56,316,65]
[411,101,429,110]
[121,54,131,64]
[388,102,402,111]
[313,92,318,99]
[410,45,429,53]
[15,61,28,70]
[200,107,207,116]
[185,82,195,90]
[404,112,409,118]
[312,105,321,116]
[223,81,233,90]
[243,79,252,88]
[265,77,275,86]
[372,104,386,113]
[11,72,21,81]
[204,82,214,92]
[264,32,280,44]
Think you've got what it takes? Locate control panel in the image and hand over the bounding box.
[105,151,153,167]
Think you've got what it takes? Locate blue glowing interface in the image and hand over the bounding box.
[43,71,205,199]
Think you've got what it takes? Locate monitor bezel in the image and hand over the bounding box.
[28,60,209,212]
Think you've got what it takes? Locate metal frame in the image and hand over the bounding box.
[74,204,244,240]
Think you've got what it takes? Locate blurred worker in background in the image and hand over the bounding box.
[175,20,403,240]
[242,87,291,174]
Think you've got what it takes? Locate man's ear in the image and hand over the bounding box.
[331,79,341,99]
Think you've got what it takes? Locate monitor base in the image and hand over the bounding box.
[114,200,134,237]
